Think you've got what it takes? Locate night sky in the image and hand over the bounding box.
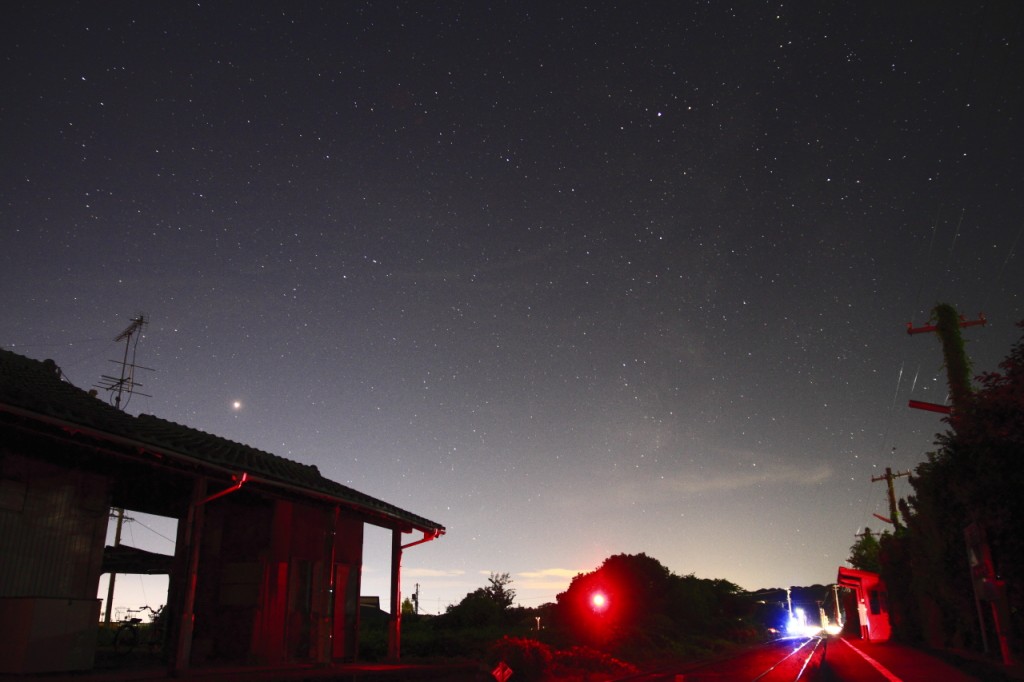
[3,2,1022,615]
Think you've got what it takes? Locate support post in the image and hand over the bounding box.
[103,508,124,626]
[387,528,402,660]
[319,506,339,665]
[172,477,207,676]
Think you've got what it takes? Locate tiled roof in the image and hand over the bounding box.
[0,348,444,535]
[131,413,327,490]
[0,349,138,435]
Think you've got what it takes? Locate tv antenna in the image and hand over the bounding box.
[95,314,153,410]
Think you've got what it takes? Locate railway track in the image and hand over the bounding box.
[626,635,827,682]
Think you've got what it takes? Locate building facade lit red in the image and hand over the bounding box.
[0,349,443,675]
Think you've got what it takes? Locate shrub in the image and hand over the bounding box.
[552,645,638,678]
[487,636,553,682]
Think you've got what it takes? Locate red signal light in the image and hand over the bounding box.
[590,591,608,611]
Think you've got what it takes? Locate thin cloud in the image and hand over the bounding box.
[554,461,835,511]
[403,568,466,578]
[518,568,583,579]
[660,462,833,495]
[515,567,585,593]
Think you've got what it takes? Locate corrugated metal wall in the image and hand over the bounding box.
[0,453,110,599]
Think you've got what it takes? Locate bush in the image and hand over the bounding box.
[487,636,553,682]
[552,645,638,679]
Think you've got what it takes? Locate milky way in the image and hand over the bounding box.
[2,2,1022,613]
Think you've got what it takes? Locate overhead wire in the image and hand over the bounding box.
[978,223,1022,317]
[972,3,1023,317]
[869,5,1000,532]
[881,4,1024,534]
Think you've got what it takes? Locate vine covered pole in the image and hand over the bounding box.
[906,304,986,427]
[933,304,974,415]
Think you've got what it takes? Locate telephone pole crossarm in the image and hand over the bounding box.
[906,312,986,335]
[908,399,952,415]
[871,467,911,528]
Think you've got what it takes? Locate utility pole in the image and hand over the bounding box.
[906,305,1013,665]
[97,315,150,628]
[906,304,985,422]
[104,508,125,626]
[871,467,911,528]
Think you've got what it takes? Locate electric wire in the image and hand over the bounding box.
[131,516,176,546]
[125,523,150,607]
[978,223,1022,318]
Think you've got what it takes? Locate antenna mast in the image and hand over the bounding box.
[96,314,153,410]
[98,315,151,627]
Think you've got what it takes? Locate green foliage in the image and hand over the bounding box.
[487,636,553,682]
[553,553,752,661]
[441,571,517,630]
[409,573,540,661]
[484,637,641,682]
[932,303,974,410]
[370,555,799,671]
[551,645,638,678]
[484,572,517,609]
[847,528,882,573]
[444,588,504,628]
[881,321,1024,650]
[357,616,388,661]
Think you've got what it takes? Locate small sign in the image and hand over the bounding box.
[492,661,513,682]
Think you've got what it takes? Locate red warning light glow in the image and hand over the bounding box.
[590,591,608,611]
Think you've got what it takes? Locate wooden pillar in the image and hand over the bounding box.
[387,528,402,660]
[172,476,207,676]
[254,500,292,664]
[317,506,339,665]
[330,517,363,662]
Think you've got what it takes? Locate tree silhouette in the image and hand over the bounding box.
[554,553,747,658]
[484,572,516,609]
[883,321,1024,650]
[848,528,882,573]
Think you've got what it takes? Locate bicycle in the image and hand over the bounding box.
[113,605,165,656]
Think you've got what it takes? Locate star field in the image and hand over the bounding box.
[2,2,1022,613]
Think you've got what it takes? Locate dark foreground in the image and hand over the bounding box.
[6,636,1023,682]
[1,656,480,682]
[634,635,1022,682]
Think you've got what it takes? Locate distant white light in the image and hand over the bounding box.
[786,607,822,637]
[232,400,243,411]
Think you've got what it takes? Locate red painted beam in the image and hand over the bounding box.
[907,313,986,335]
[908,399,952,414]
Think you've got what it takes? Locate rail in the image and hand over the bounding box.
[623,635,827,682]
